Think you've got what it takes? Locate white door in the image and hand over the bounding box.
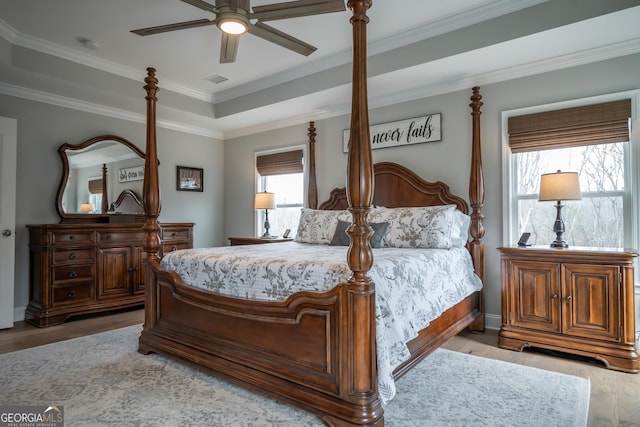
[0,117,17,329]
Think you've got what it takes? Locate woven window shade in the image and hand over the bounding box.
[256,150,303,176]
[88,178,103,194]
[508,99,631,153]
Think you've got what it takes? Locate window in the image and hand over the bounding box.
[88,177,103,213]
[505,96,634,249]
[256,148,305,237]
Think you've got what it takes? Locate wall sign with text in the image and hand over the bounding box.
[343,113,441,152]
[118,165,144,183]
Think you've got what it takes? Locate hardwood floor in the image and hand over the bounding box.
[1,310,638,426]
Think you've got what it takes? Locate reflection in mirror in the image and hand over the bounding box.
[56,135,146,222]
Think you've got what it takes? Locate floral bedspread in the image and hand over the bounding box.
[161,242,482,403]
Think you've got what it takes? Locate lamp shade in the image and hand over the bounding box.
[255,192,276,210]
[80,203,94,213]
[538,171,582,202]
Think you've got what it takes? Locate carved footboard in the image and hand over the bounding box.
[139,259,383,426]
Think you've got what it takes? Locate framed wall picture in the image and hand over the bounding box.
[176,166,203,192]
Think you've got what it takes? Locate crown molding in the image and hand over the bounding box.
[0,82,222,139]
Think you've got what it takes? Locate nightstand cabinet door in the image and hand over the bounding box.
[563,263,618,341]
[509,261,561,334]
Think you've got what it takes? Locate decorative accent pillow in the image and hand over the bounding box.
[329,220,389,248]
[368,205,457,249]
[294,208,350,244]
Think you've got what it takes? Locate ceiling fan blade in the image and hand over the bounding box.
[220,33,240,63]
[251,0,345,22]
[180,0,218,13]
[248,21,316,56]
[131,19,215,36]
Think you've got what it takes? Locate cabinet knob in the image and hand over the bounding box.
[68,271,78,278]
[67,290,76,298]
[171,246,177,251]
[565,295,572,302]
[128,267,134,272]
[2,229,11,237]
[135,266,140,271]
[68,252,77,259]
[551,294,558,299]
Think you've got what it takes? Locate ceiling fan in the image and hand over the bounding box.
[131,0,346,63]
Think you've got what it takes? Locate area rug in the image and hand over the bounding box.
[0,325,590,426]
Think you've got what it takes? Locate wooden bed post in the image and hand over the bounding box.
[142,67,161,260]
[343,1,381,422]
[307,121,318,209]
[468,86,485,332]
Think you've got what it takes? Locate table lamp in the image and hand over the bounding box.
[538,170,581,248]
[255,191,276,238]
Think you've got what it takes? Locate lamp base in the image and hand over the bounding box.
[550,240,568,248]
[260,233,277,239]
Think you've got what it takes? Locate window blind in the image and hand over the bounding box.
[88,178,103,194]
[256,150,303,176]
[508,99,631,153]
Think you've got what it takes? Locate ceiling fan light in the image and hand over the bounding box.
[218,17,248,35]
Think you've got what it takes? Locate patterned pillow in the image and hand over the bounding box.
[329,220,389,248]
[369,205,457,249]
[294,208,350,244]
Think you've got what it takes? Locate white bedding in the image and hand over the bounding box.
[161,242,482,403]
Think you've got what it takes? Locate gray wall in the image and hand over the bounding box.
[0,94,223,315]
[224,53,640,328]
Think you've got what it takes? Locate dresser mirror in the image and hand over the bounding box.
[56,135,147,222]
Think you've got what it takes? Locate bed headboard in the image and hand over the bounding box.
[109,189,144,214]
[318,162,467,213]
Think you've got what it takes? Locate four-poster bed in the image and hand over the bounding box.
[138,2,485,425]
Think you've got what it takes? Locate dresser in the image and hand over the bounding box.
[498,246,639,373]
[26,222,193,327]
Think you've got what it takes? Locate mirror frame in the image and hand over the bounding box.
[56,134,146,223]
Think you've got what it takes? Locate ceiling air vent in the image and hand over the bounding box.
[206,74,229,84]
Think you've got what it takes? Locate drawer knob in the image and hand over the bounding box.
[68,235,74,240]
[171,246,177,251]
[68,271,78,279]
[68,252,77,260]
[551,294,558,299]
[67,290,76,298]
[128,267,134,272]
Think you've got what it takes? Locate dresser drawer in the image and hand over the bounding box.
[163,242,190,254]
[97,230,145,243]
[52,248,95,265]
[52,283,94,305]
[52,265,94,283]
[52,231,95,245]
[162,227,192,242]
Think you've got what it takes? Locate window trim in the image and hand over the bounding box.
[501,90,639,251]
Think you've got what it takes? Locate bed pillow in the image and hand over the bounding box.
[329,220,389,248]
[368,205,458,249]
[294,208,350,244]
[451,209,471,247]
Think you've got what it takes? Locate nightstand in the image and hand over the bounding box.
[228,237,293,246]
[498,245,639,373]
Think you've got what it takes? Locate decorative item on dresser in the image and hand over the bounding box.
[498,245,639,373]
[228,236,293,246]
[538,170,582,248]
